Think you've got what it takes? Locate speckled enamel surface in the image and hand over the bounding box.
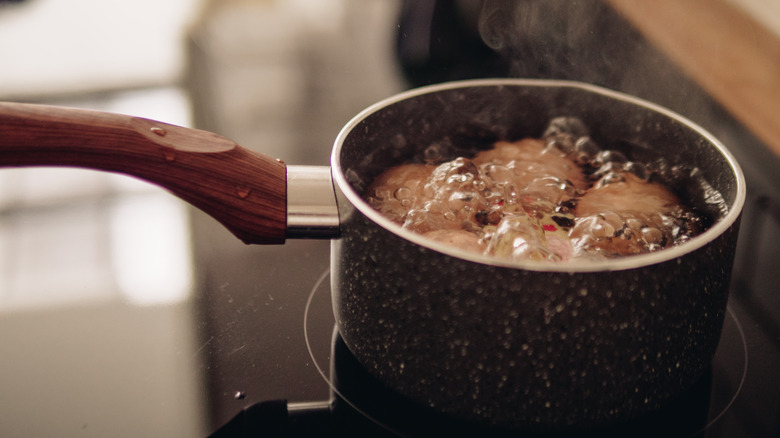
[332,212,738,429]
[329,79,745,430]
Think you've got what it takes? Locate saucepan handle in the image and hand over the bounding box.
[0,101,287,244]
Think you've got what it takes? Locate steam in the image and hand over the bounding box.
[472,0,705,119]
[478,0,517,51]
[478,0,636,83]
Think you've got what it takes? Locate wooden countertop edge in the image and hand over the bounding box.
[607,0,780,158]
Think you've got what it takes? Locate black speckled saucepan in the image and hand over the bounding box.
[0,79,745,431]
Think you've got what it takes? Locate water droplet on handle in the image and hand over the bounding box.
[151,126,167,136]
[236,187,251,199]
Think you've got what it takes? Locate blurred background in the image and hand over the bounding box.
[0,1,402,436]
[0,0,778,436]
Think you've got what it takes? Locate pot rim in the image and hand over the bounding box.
[331,78,746,273]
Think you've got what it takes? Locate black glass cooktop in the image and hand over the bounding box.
[205,264,776,437]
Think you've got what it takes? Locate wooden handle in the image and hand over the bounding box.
[0,101,287,244]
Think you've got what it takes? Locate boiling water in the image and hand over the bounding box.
[367,117,712,262]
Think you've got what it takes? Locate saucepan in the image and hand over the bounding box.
[0,79,745,431]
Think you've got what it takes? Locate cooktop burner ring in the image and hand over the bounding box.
[700,302,748,431]
[303,269,748,436]
[303,268,407,436]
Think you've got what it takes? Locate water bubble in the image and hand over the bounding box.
[574,136,601,163]
[592,150,627,167]
[424,201,445,214]
[429,158,479,192]
[601,212,624,230]
[479,162,511,186]
[234,391,246,400]
[646,243,663,251]
[646,158,670,180]
[625,161,650,181]
[640,227,664,244]
[573,152,591,166]
[448,190,483,211]
[545,133,576,155]
[522,176,576,204]
[605,150,628,163]
[424,143,444,163]
[488,214,550,261]
[591,161,623,182]
[448,158,479,178]
[625,218,644,231]
[543,117,589,139]
[403,201,459,233]
[591,222,607,238]
[393,187,413,201]
[422,182,437,199]
[372,188,390,202]
[448,173,474,184]
[595,171,625,187]
[503,184,520,206]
